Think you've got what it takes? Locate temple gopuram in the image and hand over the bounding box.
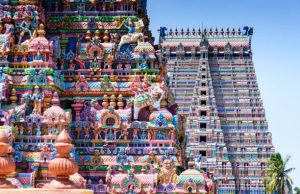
[159,27,275,193]
[0,0,213,194]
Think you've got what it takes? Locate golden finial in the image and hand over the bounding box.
[109,95,116,109]
[117,94,124,109]
[103,30,109,43]
[94,30,101,41]
[102,95,108,109]
[37,24,46,37]
[86,30,91,42]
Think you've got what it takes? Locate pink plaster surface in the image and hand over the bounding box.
[0,189,93,194]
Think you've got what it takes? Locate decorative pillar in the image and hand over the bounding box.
[0,132,16,188]
[9,89,17,105]
[94,30,101,41]
[71,99,84,121]
[44,129,79,189]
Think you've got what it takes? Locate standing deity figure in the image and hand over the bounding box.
[32,86,44,115]
[84,128,90,139]
[142,74,151,92]
[18,13,34,44]
[169,129,176,141]
[107,130,114,140]
[77,2,85,16]
[116,147,128,165]
[132,128,139,139]
[36,125,41,136]
[158,159,178,184]
[139,59,148,70]
[93,127,100,140]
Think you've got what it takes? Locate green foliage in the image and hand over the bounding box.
[294,187,300,194]
[132,69,159,74]
[45,68,54,75]
[264,153,295,194]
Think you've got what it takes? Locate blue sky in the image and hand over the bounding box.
[148,0,300,187]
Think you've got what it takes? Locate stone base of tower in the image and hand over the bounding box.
[0,189,93,194]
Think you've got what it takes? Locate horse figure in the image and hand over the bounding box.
[118,19,145,51]
[132,85,165,120]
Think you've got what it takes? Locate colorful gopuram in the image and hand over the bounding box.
[0,0,214,194]
[159,27,275,193]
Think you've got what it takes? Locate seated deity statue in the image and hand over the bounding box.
[158,159,178,184]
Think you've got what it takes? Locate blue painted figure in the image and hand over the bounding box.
[107,130,114,140]
[124,19,136,34]
[139,59,148,70]
[18,14,35,44]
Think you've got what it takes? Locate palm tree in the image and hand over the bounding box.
[264,153,295,194]
[294,187,300,194]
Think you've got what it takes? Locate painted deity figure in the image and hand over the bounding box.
[142,74,151,92]
[161,150,175,163]
[18,14,34,44]
[117,63,123,69]
[125,63,131,70]
[158,159,178,184]
[36,125,41,136]
[19,125,24,135]
[119,122,129,140]
[9,93,31,122]
[31,86,44,115]
[35,48,43,61]
[107,130,114,140]
[124,18,136,34]
[37,69,46,84]
[0,68,7,100]
[84,128,90,139]
[132,128,139,139]
[139,59,148,70]
[140,131,147,140]
[77,3,85,16]
[118,19,145,50]
[116,147,128,165]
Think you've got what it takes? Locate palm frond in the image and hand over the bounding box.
[284,167,295,174]
[264,153,295,194]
